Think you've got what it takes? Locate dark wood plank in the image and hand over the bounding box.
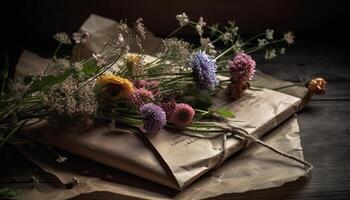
[255,45,350,82]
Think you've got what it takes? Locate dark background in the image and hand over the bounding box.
[1,0,349,76]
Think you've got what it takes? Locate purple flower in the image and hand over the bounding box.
[140,103,166,134]
[169,103,195,126]
[190,51,218,90]
[229,53,256,83]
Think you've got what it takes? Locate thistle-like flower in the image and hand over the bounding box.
[140,103,166,134]
[169,103,195,126]
[229,53,256,83]
[190,51,218,90]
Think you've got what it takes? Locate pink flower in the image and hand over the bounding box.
[72,31,90,44]
[160,99,177,119]
[147,81,160,88]
[129,88,154,108]
[134,80,148,88]
[226,82,249,100]
[169,103,195,126]
[229,53,256,83]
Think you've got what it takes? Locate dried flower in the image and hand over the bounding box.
[258,38,268,47]
[176,12,189,26]
[222,32,233,43]
[135,18,146,50]
[53,32,71,45]
[265,49,277,60]
[284,31,295,44]
[97,74,135,97]
[280,48,286,54]
[266,29,274,40]
[160,99,177,119]
[190,51,218,90]
[134,79,148,88]
[92,53,107,67]
[307,78,327,94]
[200,37,217,55]
[129,88,154,108]
[56,156,67,164]
[118,33,124,43]
[169,103,195,126]
[42,76,97,119]
[226,82,249,100]
[140,103,166,134]
[125,54,143,76]
[229,53,256,82]
[196,17,206,36]
[72,31,90,44]
[147,80,159,88]
[162,38,191,68]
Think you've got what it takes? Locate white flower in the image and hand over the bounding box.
[196,17,206,36]
[92,53,107,67]
[280,48,286,54]
[222,32,233,43]
[118,33,124,43]
[200,37,217,55]
[54,32,71,45]
[56,156,67,163]
[198,17,206,27]
[266,29,274,40]
[265,49,277,60]
[284,31,295,44]
[176,12,189,26]
[258,38,268,47]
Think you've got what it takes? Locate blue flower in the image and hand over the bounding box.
[140,103,166,134]
[190,51,218,90]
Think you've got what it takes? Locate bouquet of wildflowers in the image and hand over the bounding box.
[0,13,326,154]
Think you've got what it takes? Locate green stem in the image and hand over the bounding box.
[273,84,305,90]
[0,121,26,148]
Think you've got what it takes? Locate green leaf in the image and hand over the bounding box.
[0,187,22,198]
[29,69,74,93]
[81,60,99,76]
[214,108,235,118]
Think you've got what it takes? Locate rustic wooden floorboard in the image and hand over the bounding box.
[1,45,350,199]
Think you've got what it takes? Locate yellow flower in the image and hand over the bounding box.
[125,54,143,76]
[97,74,135,97]
[308,78,327,95]
[126,54,142,66]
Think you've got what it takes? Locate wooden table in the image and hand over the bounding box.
[1,43,350,199]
